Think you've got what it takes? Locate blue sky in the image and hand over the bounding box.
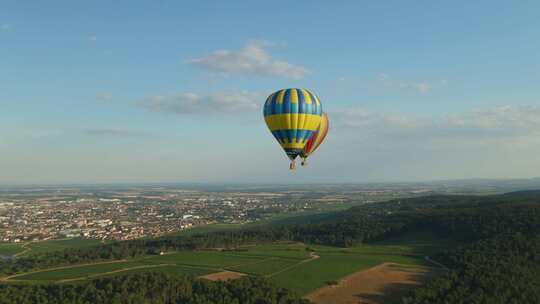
[2,1,540,184]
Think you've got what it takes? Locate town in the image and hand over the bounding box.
[0,184,440,243]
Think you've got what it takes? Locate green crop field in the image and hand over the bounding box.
[143,251,264,268]
[223,243,311,260]
[1,238,108,258]
[228,257,298,275]
[20,238,107,256]
[268,245,426,295]
[96,264,215,279]
[0,243,25,256]
[7,234,449,295]
[13,261,149,281]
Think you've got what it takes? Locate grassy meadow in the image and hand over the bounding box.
[4,232,450,295]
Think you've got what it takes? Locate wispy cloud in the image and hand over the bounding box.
[96,92,112,103]
[332,107,427,131]
[331,104,540,140]
[83,128,147,137]
[1,24,10,31]
[377,73,445,94]
[444,105,540,132]
[137,90,261,115]
[188,41,310,79]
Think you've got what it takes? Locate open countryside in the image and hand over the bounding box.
[2,233,448,300]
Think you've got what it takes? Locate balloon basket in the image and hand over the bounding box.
[289,161,296,170]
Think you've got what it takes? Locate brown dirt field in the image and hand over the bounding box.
[199,271,247,281]
[306,263,437,304]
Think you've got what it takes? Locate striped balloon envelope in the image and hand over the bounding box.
[263,88,323,169]
[301,112,329,166]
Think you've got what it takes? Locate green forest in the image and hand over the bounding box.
[1,190,540,303]
[0,272,308,304]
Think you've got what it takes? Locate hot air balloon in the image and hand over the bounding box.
[301,112,329,166]
[263,88,323,170]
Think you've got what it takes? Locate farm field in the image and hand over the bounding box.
[306,263,437,304]
[22,238,106,256]
[4,232,449,295]
[143,250,265,268]
[0,243,24,256]
[12,261,149,281]
[0,238,108,258]
[229,257,299,275]
[269,245,426,295]
[96,264,215,279]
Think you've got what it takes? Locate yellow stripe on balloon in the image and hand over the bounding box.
[281,142,306,149]
[300,89,312,104]
[314,94,320,106]
[264,114,322,131]
[266,93,275,105]
[312,113,327,148]
[290,90,298,130]
[276,90,286,104]
[305,113,322,130]
[289,89,299,104]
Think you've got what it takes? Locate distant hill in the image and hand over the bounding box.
[1,190,540,303]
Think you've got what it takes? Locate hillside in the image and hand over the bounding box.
[1,191,539,303]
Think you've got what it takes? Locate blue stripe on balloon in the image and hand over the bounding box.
[304,130,314,142]
[278,130,286,143]
[280,129,288,143]
[265,89,323,116]
[296,88,305,105]
[286,129,293,143]
[283,89,291,105]
[298,95,305,114]
[304,102,312,115]
[263,102,269,116]
[271,131,280,142]
[282,97,291,116]
[296,129,305,143]
[290,100,299,114]
[272,129,315,142]
[307,91,317,105]
[267,106,324,115]
[271,92,279,115]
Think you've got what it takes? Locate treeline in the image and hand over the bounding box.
[0,272,310,304]
[0,212,409,275]
[0,209,403,275]
[2,190,540,303]
[403,234,540,304]
[401,191,540,304]
[4,191,540,276]
[0,228,290,275]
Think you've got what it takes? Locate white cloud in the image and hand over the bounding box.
[331,104,540,140]
[188,41,310,79]
[137,90,262,115]
[377,73,437,94]
[332,108,427,131]
[322,104,540,182]
[96,92,112,103]
[445,105,540,131]
[84,128,146,137]
[413,82,432,93]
